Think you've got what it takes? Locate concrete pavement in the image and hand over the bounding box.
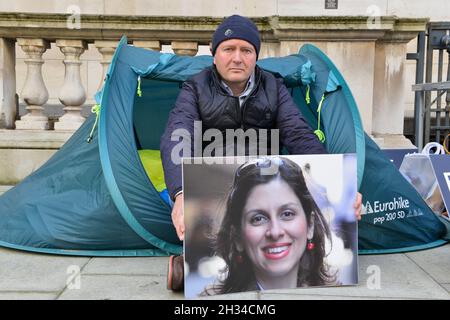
[0,240,448,300]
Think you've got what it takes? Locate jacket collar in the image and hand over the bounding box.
[211,64,262,96]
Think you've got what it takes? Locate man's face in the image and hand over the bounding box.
[213,39,257,86]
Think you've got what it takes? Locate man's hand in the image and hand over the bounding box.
[354,192,362,221]
[171,193,185,241]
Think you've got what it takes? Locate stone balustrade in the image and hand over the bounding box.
[0,12,431,184]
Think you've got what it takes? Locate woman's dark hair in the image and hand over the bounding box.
[208,157,335,294]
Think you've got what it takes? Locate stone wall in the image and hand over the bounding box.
[0,0,449,20]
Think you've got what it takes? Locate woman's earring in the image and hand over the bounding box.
[236,253,243,264]
[307,239,315,251]
[307,212,315,251]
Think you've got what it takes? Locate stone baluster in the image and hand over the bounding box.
[54,40,87,131]
[15,38,51,130]
[171,41,198,56]
[133,40,161,52]
[0,38,16,129]
[94,40,118,92]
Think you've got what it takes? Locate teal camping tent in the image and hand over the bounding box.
[0,36,447,256]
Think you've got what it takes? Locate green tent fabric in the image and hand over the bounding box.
[358,137,448,253]
[0,36,446,256]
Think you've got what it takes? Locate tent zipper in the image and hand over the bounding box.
[137,76,142,97]
[314,94,326,143]
[86,104,101,143]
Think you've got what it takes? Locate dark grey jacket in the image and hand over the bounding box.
[160,65,326,200]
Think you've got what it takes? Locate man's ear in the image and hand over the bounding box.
[307,212,315,240]
[210,43,215,64]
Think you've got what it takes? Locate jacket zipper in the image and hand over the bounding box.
[240,71,261,130]
[236,97,244,129]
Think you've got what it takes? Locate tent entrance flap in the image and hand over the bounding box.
[98,49,183,255]
[133,78,181,150]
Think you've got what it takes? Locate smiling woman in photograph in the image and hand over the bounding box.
[202,156,337,295]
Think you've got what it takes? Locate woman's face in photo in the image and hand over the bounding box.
[240,178,309,281]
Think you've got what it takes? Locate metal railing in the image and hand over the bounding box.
[408,22,450,151]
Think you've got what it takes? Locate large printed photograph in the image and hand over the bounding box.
[183,154,358,298]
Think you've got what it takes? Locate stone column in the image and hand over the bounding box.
[171,41,198,56]
[94,40,118,92]
[371,39,416,148]
[274,16,386,137]
[259,42,280,59]
[0,38,16,129]
[15,38,51,130]
[133,40,161,52]
[54,40,87,131]
[326,41,376,135]
[279,40,376,135]
[279,40,328,57]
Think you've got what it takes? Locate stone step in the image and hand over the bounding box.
[0,185,14,196]
[0,129,73,149]
[0,129,74,185]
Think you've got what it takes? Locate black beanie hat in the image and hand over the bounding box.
[211,15,261,57]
